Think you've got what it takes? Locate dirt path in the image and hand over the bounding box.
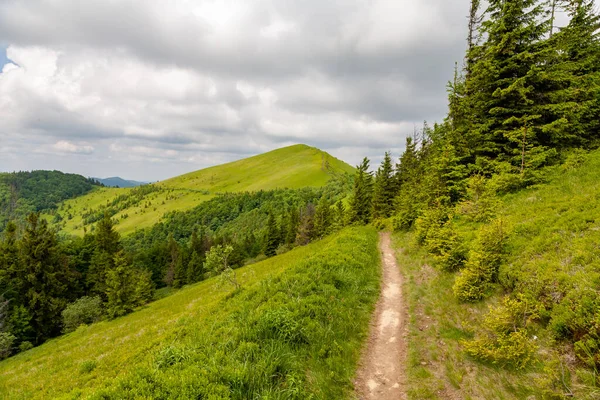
[355,232,408,400]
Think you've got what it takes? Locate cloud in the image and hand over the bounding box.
[0,0,473,180]
[53,140,94,155]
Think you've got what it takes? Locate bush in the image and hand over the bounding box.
[463,297,537,369]
[457,175,498,222]
[0,332,15,360]
[561,148,588,171]
[62,296,104,333]
[425,219,467,272]
[18,341,33,352]
[414,206,450,245]
[453,219,507,302]
[549,288,600,368]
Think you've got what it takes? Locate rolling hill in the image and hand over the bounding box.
[49,144,354,236]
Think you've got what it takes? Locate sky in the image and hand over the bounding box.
[0,0,473,181]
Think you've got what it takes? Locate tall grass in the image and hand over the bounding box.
[0,226,379,399]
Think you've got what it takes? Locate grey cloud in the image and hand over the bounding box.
[0,0,472,180]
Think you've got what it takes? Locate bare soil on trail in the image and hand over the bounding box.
[355,232,408,400]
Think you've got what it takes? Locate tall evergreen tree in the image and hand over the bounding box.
[313,196,333,239]
[105,251,138,319]
[349,157,374,224]
[538,0,600,148]
[372,152,396,219]
[264,213,280,256]
[186,251,204,283]
[18,214,70,342]
[333,201,346,231]
[469,0,552,164]
[87,214,121,297]
[285,208,300,245]
[164,234,179,287]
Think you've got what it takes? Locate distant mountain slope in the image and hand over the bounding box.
[0,170,99,230]
[49,144,354,236]
[160,144,355,192]
[93,177,148,188]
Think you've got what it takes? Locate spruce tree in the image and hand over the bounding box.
[186,251,204,283]
[87,213,121,297]
[164,235,179,287]
[469,0,551,164]
[333,201,346,231]
[538,0,600,148]
[313,196,333,239]
[264,213,279,256]
[372,152,396,219]
[105,251,137,319]
[296,204,316,245]
[18,214,70,342]
[285,208,300,245]
[173,250,187,289]
[349,157,373,224]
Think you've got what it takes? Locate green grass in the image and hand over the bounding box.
[396,149,600,398]
[0,226,379,399]
[50,145,354,236]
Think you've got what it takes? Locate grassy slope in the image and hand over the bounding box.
[0,226,379,400]
[51,145,354,236]
[396,150,600,399]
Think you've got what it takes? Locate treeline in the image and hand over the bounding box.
[0,177,353,359]
[347,0,600,378]
[0,214,153,358]
[124,179,351,290]
[0,171,100,231]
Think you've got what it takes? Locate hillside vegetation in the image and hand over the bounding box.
[391,149,600,398]
[0,171,99,231]
[49,144,353,236]
[0,226,379,399]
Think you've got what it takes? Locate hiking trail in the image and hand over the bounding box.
[355,231,408,400]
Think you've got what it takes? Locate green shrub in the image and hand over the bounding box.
[79,360,97,374]
[0,332,15,360]
[457,175,498,222]
[549,288,600,368]
[463,297,537,369]
[414,206,450,245]
[453,219,508,302]
[561,148,588,171]
[425,219,466,272]
[18,341,33,352]
[453,265,489,302]
[62,296,103,333]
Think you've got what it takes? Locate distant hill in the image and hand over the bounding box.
[92,177,148,188]
[49,144,355,236]
[0,170,99,231]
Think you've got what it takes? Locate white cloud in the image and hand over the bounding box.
[53,140,94,154]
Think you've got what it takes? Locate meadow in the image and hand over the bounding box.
[0,226,379,399]
[48,144,354,236]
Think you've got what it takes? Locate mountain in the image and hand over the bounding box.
[92,177,148,188]
[49,144,355,236]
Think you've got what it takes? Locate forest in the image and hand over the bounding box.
[0,171,100,231]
